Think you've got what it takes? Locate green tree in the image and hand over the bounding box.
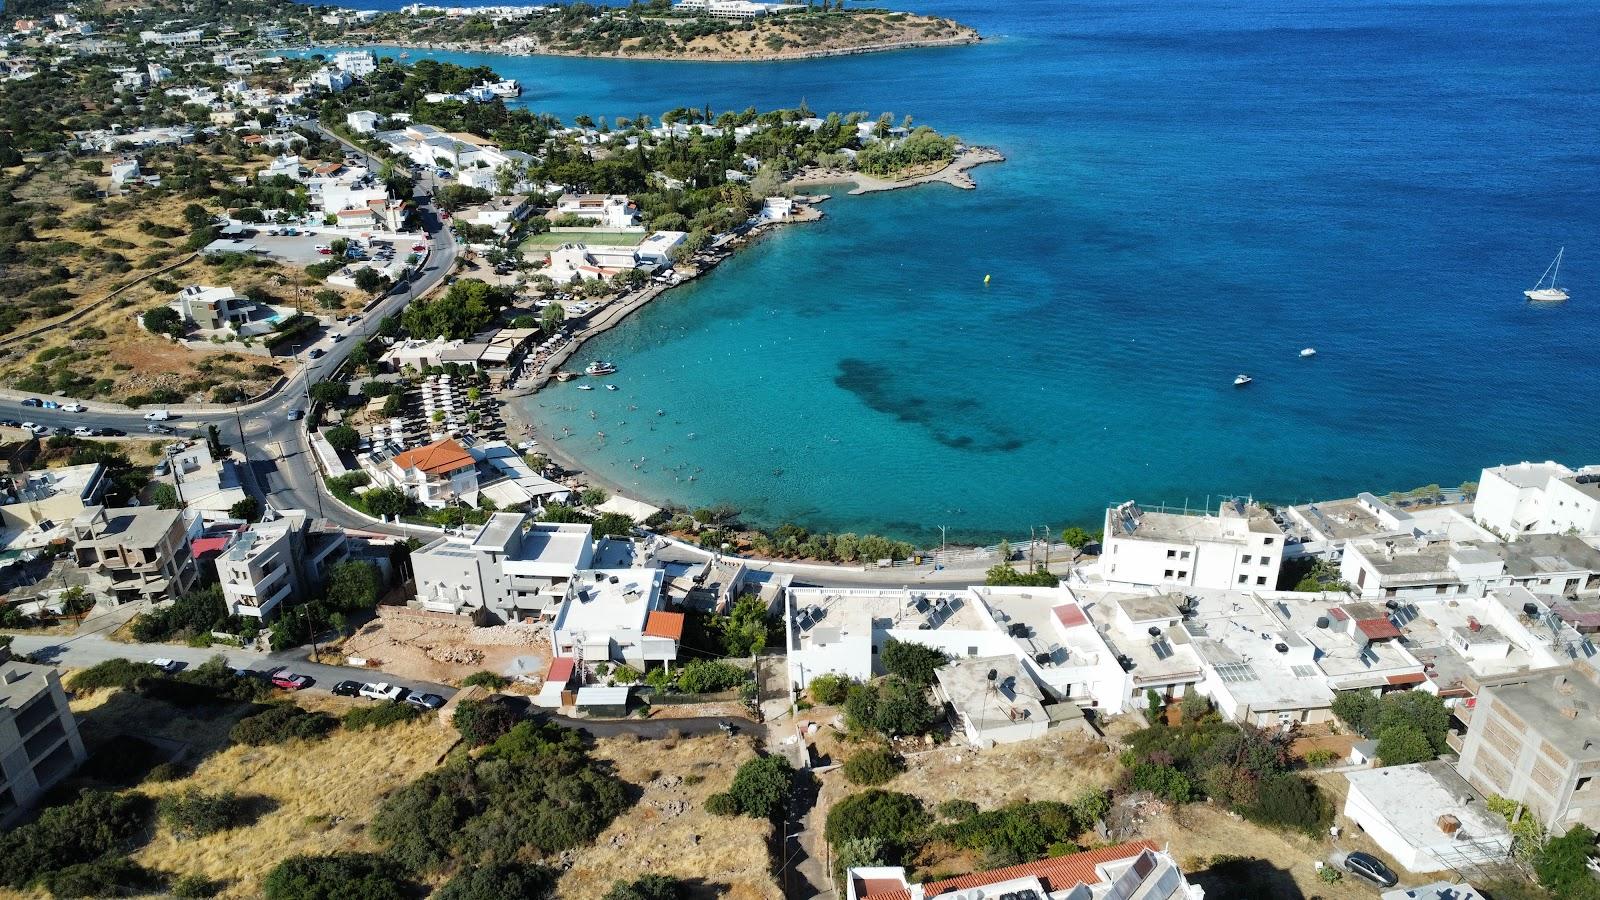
[604,875,684,900]
[1060,526,1093,548]
[591,512,636,539]
[309,381,346,405]
[843,747,904,786]
[808,673,852,705]
[323,425,360,453]
[1536,825,1600,896]
[158,789,254,839]
[452,697,518,746]
[364,486,409,518]
[721,755,792,819]
[228,495,261,522]
[262,853,409,900]
[142,306,186,338]
[324,560,381,612]
[824,789,929,859]
[1376,723,1435,766]
[353,267,384,293]
[879,640,948,687]
[539,302,565,335]
[152,482,181,509]
[435,863,555,900]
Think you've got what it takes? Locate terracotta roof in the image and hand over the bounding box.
[1356,617,1403,640]
[644,611,685,641]
[335,207,374,218]
[1328,607,1349,621]
[1053,603,1088,628]
[545,657,574,685]
[1386,672,1426,686]
[190,536,229,556]
[853,877,908,899]
[869,841,1159,900]
[391,438,473,475]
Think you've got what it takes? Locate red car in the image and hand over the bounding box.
[411,244,427,252]
[271,672,311,691]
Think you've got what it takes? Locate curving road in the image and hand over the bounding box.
[9,128,458,535]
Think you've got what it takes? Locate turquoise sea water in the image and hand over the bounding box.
[325,0,1600,543]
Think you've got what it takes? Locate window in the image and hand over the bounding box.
[1180,551,1190,560]
[1167,549,1176,558]
[1238,574,1248,584]
[967,646,978,657]
[1256,576,1266,586]
[1164,569,1174,578]
[1384,587,1397,598]
[1263,537,1274,545]
[1242,554,1253,564]
[1579,777,1594,792]
[1177,571,1188,579]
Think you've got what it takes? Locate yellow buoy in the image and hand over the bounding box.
[983,274,991,284]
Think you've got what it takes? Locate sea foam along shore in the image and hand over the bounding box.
[317,32,980,64]
[497,147,1007,515]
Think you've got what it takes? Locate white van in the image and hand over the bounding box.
[142,409,171,421]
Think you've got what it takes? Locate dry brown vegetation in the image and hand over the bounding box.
[0,151,359,404]
[559,732,782,900]
[653,13,977,60]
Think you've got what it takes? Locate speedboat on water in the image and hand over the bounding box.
[605,384,618,391]
[1300,348,1316,358]
[576,384,594,391]
[585,361,617,376]
[1234,374,1253,386]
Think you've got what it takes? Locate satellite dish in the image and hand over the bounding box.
[986,668,998,682]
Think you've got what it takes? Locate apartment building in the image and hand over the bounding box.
[1474,461,1600,540]
[1100,498,1286,590]
[70,505,199,605]
[0,659,86,826]
[1455,664,1600,829]
[216,512,348,619]
[410,513,594,623]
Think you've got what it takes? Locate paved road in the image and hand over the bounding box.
[6,631,456,700]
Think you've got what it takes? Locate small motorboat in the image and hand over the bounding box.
[1234,374,1253,386]
[585,360,617,376]
[605,384,618,391]
[576,384,594,391]
[1299,348,1316,358]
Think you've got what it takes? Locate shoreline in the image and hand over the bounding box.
[313,33,980,64]
[493,148,1006,525]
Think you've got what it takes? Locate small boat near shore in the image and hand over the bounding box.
[585,360,617,376]
[1300,348,1316,358]
[1234,374,1253,386]
[576,384,594,391]
[605,384,618,391]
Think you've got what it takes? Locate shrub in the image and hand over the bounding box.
[824,789,929,859]
[675,659,746,694]
[604,875,685,900]
[40,856,162,898]
[172,873,225,897]
[452,697,518,746]
[1535,825,1600,896]
[159,789,254,838]
[937,799,979,821]
[724,755,793,819]
[808,672,852,705]
[844,676,942,737]
[704,792,739,816]
[435,863,556,900]
[843,747,904,786]
[343,701,422,731]
[229,703,337,746]
[66,658,161,693]
[460,670,510,690]
[1244,774,1327,835]
[262,853,410,900]
[879,640,949,686]
[1302,748,1340,768]
[1128,762,1193,804]
[1376,722,1435,766]
[0,790,152,889]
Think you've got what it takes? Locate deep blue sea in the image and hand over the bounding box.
[318,0,1600,544]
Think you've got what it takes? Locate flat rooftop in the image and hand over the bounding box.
[1346,761,1511,850]
[977,586,1116,673]
[1479,665,1600,761]
[788,587,986,653]
[1291,496,1399,542]
[1264,592,1423,683]
[1486,460,1571,490]
[1069,585,1204,684]
[1472,535,1600,580]
[936,654,1047,734]
[0,660,58,707]
[556,568,664,634]
[76,505,179,549]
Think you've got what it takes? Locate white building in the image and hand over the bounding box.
[138,28,203,46]
[1381,884,1484,900]
[554,193,640,228]
[550,568,676,668]
[934,654,1062,745]
[784,584,1131,715]
[675,0,801,19]
[333,50,377,77]
[1474,460,1600,540]
[635,230,686,267]
[0,660,87,827]
[846,841,1202,900]
[309,67,352,93]
[1101,499,1286,590]
[410,513,595,622]
[215,511,348,619]
[1341,533,1600,602]
[345,110,383,134]
[146,62,171,84]
[1343,762,1512,874]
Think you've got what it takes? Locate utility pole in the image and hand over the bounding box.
[938,525,947,572]
[301,602,320,662]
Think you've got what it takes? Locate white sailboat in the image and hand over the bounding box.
[1525,248,1570,302]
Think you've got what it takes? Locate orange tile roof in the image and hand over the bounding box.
[391,438,473,476]
[546,657,574,684]
[866,841,1158,900]
[643,610,685,641]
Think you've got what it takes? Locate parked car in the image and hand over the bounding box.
[21,423,46,436]
[50,426,70,437]
[1342,853,1397,888]
[146,424,176,435]
[142,409,171,421]
[329,332,344,342]
[40,400,59,410]
[271,671,311,691]
[359,682,406,701]
[0,419,20,428]
[406,693,445,710]
[148,658,183,674]
[72,426,94,438]
[315,244,332,254]
[62,402,84,413]
[307,348,324,359]
[411,244,427,252]
[96,427,125,437]
[332,680,362,697]
[288,408,305,421]
[20,398,42,407]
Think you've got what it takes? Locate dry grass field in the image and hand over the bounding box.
[559,732,782,900]
[1,152,360,403]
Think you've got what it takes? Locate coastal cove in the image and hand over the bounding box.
[319,0,1600,544]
